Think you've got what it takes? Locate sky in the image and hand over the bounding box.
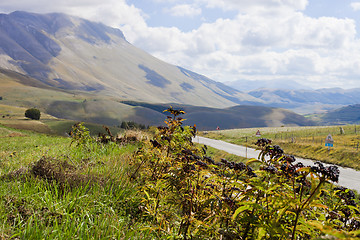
[1,0,360,89]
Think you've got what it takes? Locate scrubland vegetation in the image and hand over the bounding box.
[0,109,360,239]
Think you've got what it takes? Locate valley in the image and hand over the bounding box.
[1,11,359,131]
[0,2,360,239]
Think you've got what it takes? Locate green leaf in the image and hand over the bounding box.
[246,158,261,165]
[232,205,251,220]
[257,228,266,239]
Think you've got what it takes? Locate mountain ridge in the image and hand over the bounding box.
[0,11,262,108]
[0,11,317,129]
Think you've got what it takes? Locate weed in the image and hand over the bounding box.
[129,108,360,239]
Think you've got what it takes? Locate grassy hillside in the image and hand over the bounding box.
[122,101,315,130]
[0,67,315,131]
[322,104,360,125]
[0,11,262,108]
[0,103,126,137]
[0,69,165,127]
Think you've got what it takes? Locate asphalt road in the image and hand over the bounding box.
[193,136,360,192]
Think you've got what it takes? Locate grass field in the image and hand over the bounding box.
[0,123,148,239]
[201,124,360,170]
[0,120,248,239]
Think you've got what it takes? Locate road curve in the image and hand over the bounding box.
[193,136,360,192]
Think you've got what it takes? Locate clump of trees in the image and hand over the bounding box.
[25,108,41,120]
[120,121,147,130]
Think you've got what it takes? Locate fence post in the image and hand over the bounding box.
[246,137,248,158]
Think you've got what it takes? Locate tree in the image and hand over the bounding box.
[25,108,41,120]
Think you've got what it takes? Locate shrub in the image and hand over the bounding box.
[120,121,147,130]
[129,107,360,239]
[25,108,41,120]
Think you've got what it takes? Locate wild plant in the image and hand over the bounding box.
[131,108,360,239]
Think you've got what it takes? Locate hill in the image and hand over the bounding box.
[0,11,261,108]
[245,88,360,114]
[0,11,316,129]
[121,102,315,130]
[322,104,360,125]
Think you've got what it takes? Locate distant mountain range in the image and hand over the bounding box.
[322,104,360,125]
[0,11,358,128]
[244,88,360,114]
[225,79,312,91]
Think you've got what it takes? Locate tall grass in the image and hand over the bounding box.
[0,125,152,239]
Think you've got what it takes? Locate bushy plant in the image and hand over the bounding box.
[120,121,147,130]
[130,107,360,239]
[25,108,41,120]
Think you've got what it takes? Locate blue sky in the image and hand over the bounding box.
[1,0,360,89]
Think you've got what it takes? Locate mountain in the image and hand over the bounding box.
[0,11,261,108]
[120,102,315,130]
[246,88,360,114]
[225,79,312,92]
[0,11,315,129]
[322,104,360,125]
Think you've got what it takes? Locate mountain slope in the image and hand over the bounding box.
[0,11,315,130]
[0,11,261,108]
[121,102,315,130]
[226,79,312,91]
[246,88,360,114]
[322,104,360,125]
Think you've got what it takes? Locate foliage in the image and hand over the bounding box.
[25,108,41,120]
[120,120,147,130]
[130,108,360,239]
[2,111,360,239]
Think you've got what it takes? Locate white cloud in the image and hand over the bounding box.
[196,0,309,12]
[351,2,360,11]
[165,4,202,17]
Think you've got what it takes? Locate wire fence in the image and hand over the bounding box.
[229,125,360,151]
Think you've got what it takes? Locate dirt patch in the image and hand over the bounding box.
[7,132,27,137]
[30,157,101,189]
[2,120,53,134]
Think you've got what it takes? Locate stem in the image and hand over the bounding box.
[130,158,146,179]
[291,209,301,240]
[243,196,260,240]
[291,178,325,240]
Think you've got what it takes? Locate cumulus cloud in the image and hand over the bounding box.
[351,2,360,11]
[196,0,308,12]
[165,4,202,17]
